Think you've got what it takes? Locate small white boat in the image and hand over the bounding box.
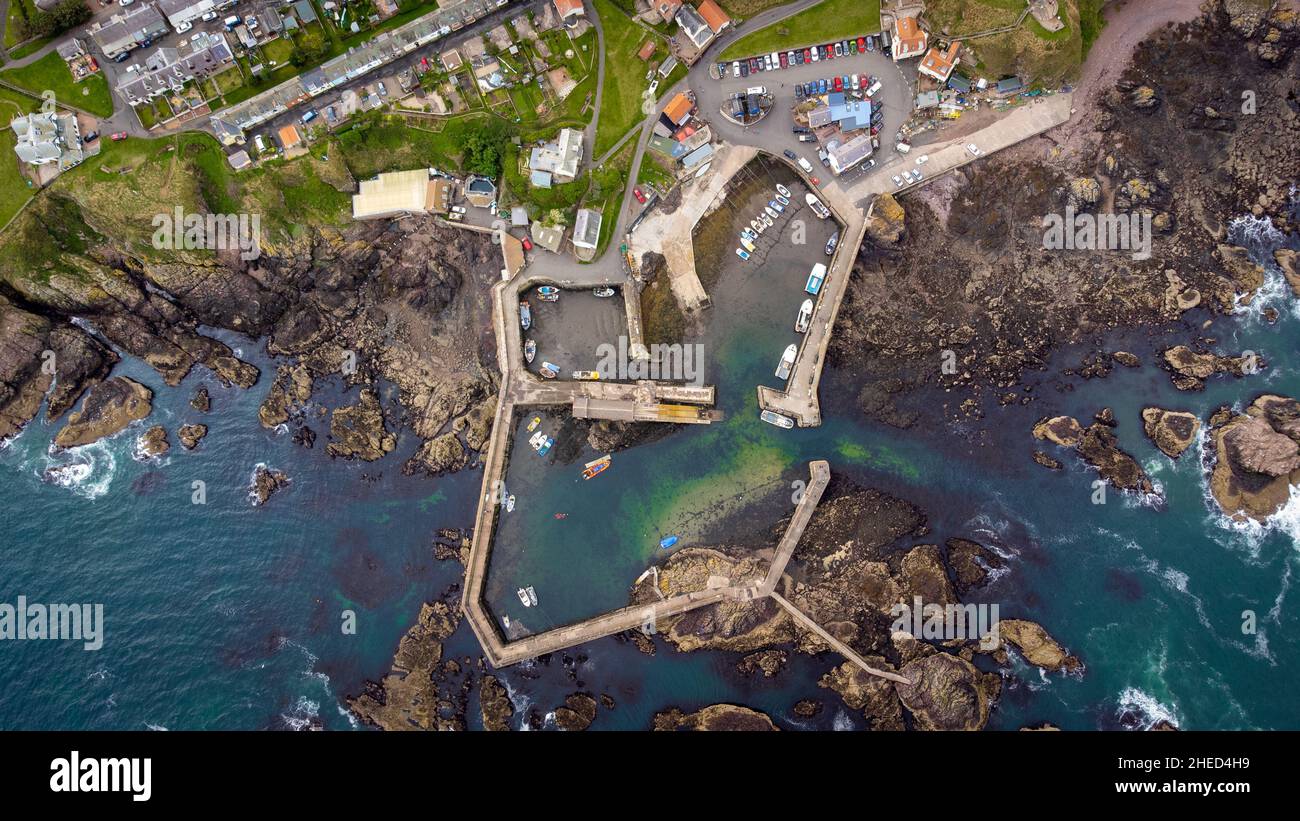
[751,218,764,235]
[740,236,756,252]
[592,286,616,298]
[524,339,536,363]
[503,615,511,628]
[764,205,778,220]
[806,193,830,219]
[776,194,790,206]
[795,298,813,334]
[776,183,791,198]
[775,343,797,380]
[761,409,795,429]
[526,586,538,606]
[517,588,531,607]
[505,494,515,512]
[761,212,774,228]
[736,248,751,260]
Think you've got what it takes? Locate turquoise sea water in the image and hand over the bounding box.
[2,190,1298,730]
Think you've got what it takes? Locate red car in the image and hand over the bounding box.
[803,48,812,61]
[779,51,788,68]
[110,132,128,141]
[522,237,533,251]
[633,187,646,204]
[833,76,843,92]
[810,175,821,186]
[857,37,866,53]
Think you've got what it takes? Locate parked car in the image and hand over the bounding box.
[834,42,843,58]
[967,143,982,156]
[633,187,646,204]
[201,10,217,21]
[797,157,813,173]
[731,60,741,77]
[301,110,317,123]
[450,205,467,215]
[857,37,866,53]
[809,47,818,62]
[797,133,815,142]
[718,62,728,77]
[833,76,843,92]
[809,175,821,186]
[915,154,930,165]
[739,61,749,76]
[817,148,829,167]
[819,78,828,94]
[110,132,128,141]
[779,52,787,68]
[113,51,132,63]
[176,20,192,32]
[892,175,904,187]
[783,149,798,160]
[521,237,533,251]
[83,131,99,142]
[794,84,804,100]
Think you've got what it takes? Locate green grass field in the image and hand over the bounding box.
[719,0,881,60]
[0,52,114,119]
[591,0,656,158]
[0,87,40,229]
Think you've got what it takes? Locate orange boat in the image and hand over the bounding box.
[582,455,611,480]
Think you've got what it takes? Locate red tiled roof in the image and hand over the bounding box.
[554,0,584,18]
[696,0,731,34]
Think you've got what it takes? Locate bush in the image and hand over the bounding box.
[12,0,91,42]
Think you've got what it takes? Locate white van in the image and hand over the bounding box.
[895,142,911,154]
[746,85,767,96]
[866,80,882,97]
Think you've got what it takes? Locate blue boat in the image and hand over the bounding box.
[659,535,679,550]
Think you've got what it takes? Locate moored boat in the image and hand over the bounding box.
[519,301,531,330]
[539,361,559,379]
[517,588,531,607]
[527,415,541,432]
[740,236,756,253]
[538,437,553,456]
[776,183,791,198]
[593,286,616,298]
[825,231,839,255]
[537,285,559,302]
[776,194,790,206]
[795,298,813,333]
[505,494,515,512]
[769,199,784,213]
[751,218,764,235]
[572,370,600,380]
[736,248,751,260]
[764,205,778,219]
[526,586,538,606]
[524,339,536,363]
[806,193,830,219]
[805,262,827,295]
[582,455,611,480]
[761,212,774,228]
[659,535,679,550]
[761,409,795,429]
[775,343,797,380]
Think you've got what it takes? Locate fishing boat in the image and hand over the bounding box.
[825,231,839,255]
[572,370,601,380]
[776,183,791,198]
[526,587,538,606]
[795,298,813,334]
[517,588,531,607]
[659,535,679,550]
[519,301,532,330]
[775,343,797,380]
[740,236,756,253]
[751,218,764,235]
[736,248,751,260]
[582,455,611,480]
[769,199,784,213]
[761,212,774,228]
[761,409,795,429]
[524,339,537,363]
[505,494,515,512]
[554,512,568,519]
[538,437,553,456]
[593,286,616,298]
[805,262,827,295]
[764,205,779,220]
[805,193,831,219]
[529,431,547,451]
[776,194,790,207]
[527,415,541,432]
[740,227,755,241]
[537,285,559,302]
[539,361,559,379]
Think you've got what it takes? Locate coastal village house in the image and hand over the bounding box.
[552,0,585,26]
[675,4,714,50]
[695,0,731,37]
[90,3,170,59]
[890,15,928,61]
[572,207,602,252]
[528,127,584,188]
[117,32,234,107]
[158,0,217,29]
[11,111,84,170]
[918,40,961,83]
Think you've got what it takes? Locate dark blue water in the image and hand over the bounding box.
[2,200,1298,730]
